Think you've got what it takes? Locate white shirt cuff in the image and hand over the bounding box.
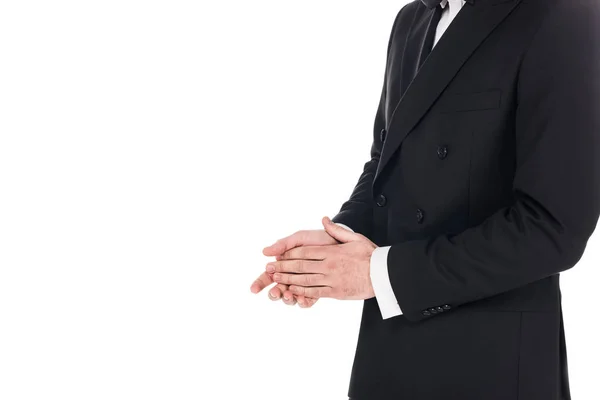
[369,246,403,319]
[334,223,353,232]
[335,223,402,319]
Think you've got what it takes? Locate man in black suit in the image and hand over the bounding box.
[250,0,599,398]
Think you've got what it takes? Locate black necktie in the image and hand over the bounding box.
[418,4,444,68]
[421,0,443,9]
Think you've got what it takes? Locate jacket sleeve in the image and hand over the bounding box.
[387,1,600,322]
[332,8,405,238]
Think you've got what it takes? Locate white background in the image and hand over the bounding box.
[0,1,598,399]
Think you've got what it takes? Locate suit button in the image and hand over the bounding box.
[442,304,451,310]
[429,307,438,314]
[376,194,387,207]
[416,208,424,224]
[422,310,431,316]
[380,128,387,143]
[437,145,448,159]
[436,306,444,313]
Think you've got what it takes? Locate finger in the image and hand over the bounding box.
[281,288,297,305]
[278,245,331,261]
[262,231,309,257]
[266,259,323,274]
[292,292,304,306]
[304,297,318,308]
[296,295,318,308]
[273,273,326,287]
[289,285,332,298]
[268,283,287,301]
[322,216,360,243]
[250,271,273,294]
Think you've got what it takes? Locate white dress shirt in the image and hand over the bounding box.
[344,0,467,319]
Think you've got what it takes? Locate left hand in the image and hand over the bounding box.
[251,227,341,308]
[266,216,378,300]
[249,271,318,308]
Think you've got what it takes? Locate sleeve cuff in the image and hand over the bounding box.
[370,246,403,319]
[335,223,354,232]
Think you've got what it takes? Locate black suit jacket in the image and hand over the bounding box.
[332,0,600,399]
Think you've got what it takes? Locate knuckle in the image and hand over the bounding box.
[280,274,292,285]
[283,274,291,284]
[275,262,285,273]
[295,248,305,260]
[304,274,313,286]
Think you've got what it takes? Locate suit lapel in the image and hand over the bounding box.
[374,0,521,184]
[399,7,437,97]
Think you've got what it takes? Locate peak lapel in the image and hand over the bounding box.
[374,0,521,184]
[399,7,438,97]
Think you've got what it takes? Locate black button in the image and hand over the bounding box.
[442,304,451,310]
[437,145,448,160]
[429,307,438,314]
[416,208,424,224]
[376,194,387,207]
[380,128,387,143]
[422,310,431,316]
[436,306,444,313]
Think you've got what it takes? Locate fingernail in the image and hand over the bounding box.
[283,295,290,301]
[266,264,275,273]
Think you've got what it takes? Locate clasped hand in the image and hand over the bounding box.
[250,216,377,308]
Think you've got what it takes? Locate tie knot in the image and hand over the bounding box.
[421,0,442,9]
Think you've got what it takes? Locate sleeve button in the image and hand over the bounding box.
[437,145,448,159]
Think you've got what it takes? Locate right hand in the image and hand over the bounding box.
[250,229,339,307]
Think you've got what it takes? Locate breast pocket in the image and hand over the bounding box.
[438,89,502,113]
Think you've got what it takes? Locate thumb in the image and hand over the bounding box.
[262,230,306,257]
[322,216,359,243]
[262,239,287,257]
